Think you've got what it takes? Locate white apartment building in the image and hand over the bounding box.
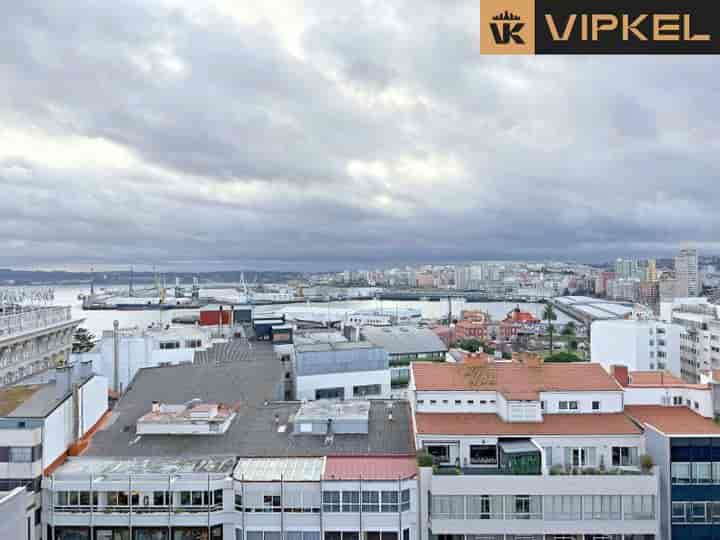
[660,302,720,383]
[0,306,83,387]
[410,356,660,540]
[675,247,699,298]
[0,361,108,540]
[73,324,218,393]
[590,319,681,377]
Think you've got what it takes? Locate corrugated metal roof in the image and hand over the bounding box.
[361,327,447,355]
[234,457,325,481]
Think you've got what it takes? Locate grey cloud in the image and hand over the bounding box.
[1,0,719,270]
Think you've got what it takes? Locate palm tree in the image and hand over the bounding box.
[542,304,558,353]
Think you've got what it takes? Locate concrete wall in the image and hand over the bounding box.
[540,391,623,414]
[295,370,391,401]
[591,320,681,377]
[0,487,35,540]
[624,386,714,418]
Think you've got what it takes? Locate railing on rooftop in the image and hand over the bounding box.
[0,306,73,340]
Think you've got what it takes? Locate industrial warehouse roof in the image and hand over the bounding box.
[415,412,642,436]
[412,361,622,399]
[625,405,720,436]
[361,326,448,356]
[85,341,413,458]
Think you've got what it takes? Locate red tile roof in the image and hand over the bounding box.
[415,412,642,436]
[323,456,417,480]
[625,405,720,435]
[412,361,622,399]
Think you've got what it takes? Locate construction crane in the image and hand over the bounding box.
[153,267,166,304]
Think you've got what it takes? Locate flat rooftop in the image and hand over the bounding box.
[295,342,380,353]
[85,341,413,458]
[0,372,95,418]
[56,456,236,476]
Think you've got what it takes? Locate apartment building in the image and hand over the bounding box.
[591,319,681,377]
[675,247,699,298]
[0,360,108,540]
[43,341,417,540]
[409,356,659,540]
[292,342,391,401]
[666,304,720,383]
[0,305,83,387]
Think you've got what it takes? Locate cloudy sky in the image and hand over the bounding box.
[1,0,719,271]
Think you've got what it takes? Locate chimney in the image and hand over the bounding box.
[55,361,72,401]
[151,401,161,413]
[112,320,120,394]
[525,354,543,368]
[611,365,630,387]
[79,358,93,380]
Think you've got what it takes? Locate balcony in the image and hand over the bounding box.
[0,306,73,340]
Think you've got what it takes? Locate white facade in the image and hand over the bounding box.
[0,306,82,387]
[0,486,36,540]
[74,325,217,392]
[591,319,681,376]
[675,246,699,297]
[295,370,391,401]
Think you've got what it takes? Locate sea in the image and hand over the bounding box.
[40,285,572,336]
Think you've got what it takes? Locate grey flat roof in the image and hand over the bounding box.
[361,326,448,355]
[1,373,95,418]
[57,456,236,476]
[85,341,413,459]
[295,342,379,353]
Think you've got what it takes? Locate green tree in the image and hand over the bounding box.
[542,304,558,352]
[545,351,585,363]
[72,327,97,353]
[458,339,483,353]
[562,321,576,337]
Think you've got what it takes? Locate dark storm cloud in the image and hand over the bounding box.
[1,0,719,270]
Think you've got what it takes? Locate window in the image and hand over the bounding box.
[159,341,180,350]
[429,400,437,405]
[672,502,687,523]
[672,462,691,484]
[9,447,32,462]
[545,495,581,520]
[466,495,502,519]
[323,491,340,512]
[673,396,683,406]
[153,491,170,506]
[362,491,379,512]
[454,400,461,405]
[505,495,541,519]
[612,447,639,467]
[689,502,707,523]
[342,491,359,512]
[592,401,600,411]
[381,491,398,512]
[467,400,474,405]
[401,489,410,511]
[565,447,596,468]
[316,387,344,400]
[695,401,700,410]
[540,401,546,410]
[425,445,450,464]
[263,495,281,512]
[559,401,568,410]
[622,495,655,520]
[583,495,621,520]
[213,489,223,506]
[693,462,712,483]
[416,400,424,405]
[107,491,129,506]
[353,384,381,397]
[569,401,578,410]
[470,445,497,465]
[185,339,202,348]
[235,494,242,511]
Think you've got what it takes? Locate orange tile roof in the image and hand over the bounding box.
[625,405,720,435]
[415,412,642,436]
[412,361,622,399]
